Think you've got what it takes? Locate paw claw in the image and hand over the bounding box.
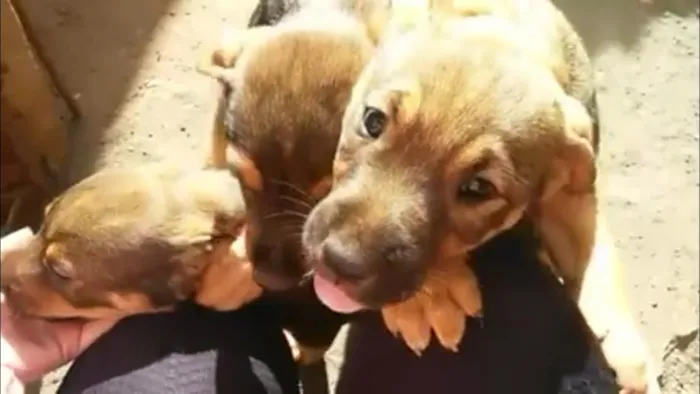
[424,289,466,352]
[408,341,426,357]
[382,298,431,354]
[381,307,401,336]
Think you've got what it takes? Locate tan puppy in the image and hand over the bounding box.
[302,6,653,393]
[0,164,261,320]
[196,0,483,362]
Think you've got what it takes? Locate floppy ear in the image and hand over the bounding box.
[44,197,58,217]
[196,26,271,82]
[540,95,597,201]
[356,0,431,45]
[390,0,431,30]
[353,0,391,44]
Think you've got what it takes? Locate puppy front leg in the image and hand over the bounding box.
[539,192,651,393]
[579,217,652,394]
[381,259,482,354]
[205,99,229,169]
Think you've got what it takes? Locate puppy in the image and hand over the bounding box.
[302,8,653,394]
[198,0,385,364]
[0,164,261,320]
[197,0,473,363]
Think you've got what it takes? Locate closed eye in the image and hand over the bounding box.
[44,257,73,280]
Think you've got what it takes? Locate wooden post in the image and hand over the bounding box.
[1,0,76,232]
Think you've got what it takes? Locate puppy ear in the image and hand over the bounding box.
[366,78,422,125]
[357,0,431,45]
[196,26,271,82]
[390,0,431,30]
[44,243,75,278]
[450,0,500,16]
[353,0,391,44]
[541,95,597,201]
[44,198,57,217]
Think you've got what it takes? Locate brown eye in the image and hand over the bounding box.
[457,176,496,201]
[44,257,73,280]
[361,106,387,139]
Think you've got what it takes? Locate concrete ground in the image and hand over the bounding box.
[14,0,698,392]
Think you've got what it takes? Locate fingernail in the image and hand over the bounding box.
[4,227,34,243]
[0,227,35,253]
[230,234,247,260]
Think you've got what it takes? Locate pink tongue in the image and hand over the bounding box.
[313,275,365,314]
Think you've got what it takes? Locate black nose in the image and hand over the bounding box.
[321,237,370,280]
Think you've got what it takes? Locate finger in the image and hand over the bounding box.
[219,262,261,310]
[239,263,263,305]
[75,317,120,356]
[0,227,34,259]
[1,365,25,394]
[230,231,248,260]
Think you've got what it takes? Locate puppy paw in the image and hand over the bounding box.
[600,322,653,393]
[423,288,465,352]
[380,261,482,354]
[444,261,483,318]
[426,262,482,351]
[381,297,432,355]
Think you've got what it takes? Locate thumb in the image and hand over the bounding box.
[74,318,120,357]
[0,228,35,259]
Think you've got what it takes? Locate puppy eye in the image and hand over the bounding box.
[457,176,496,201]
[360,106,387,139]
[44,257,73,280]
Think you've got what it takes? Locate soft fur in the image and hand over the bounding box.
[0,164,260,320]
[301,1,653,392]
[197,0,464,362]
[197,0,395,363]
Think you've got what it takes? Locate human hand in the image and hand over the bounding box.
[0,228,120,384]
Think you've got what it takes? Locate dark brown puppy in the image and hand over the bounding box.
[200,1,379,290]
[198,0,390,363]
[303,10,654,393]
[197,0,464,363]
[0,164,261,320]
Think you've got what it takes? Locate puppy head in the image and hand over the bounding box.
[199,11,375,291]
[303,20,596,308]
[0,166,247,319]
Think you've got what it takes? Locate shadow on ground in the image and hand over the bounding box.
[554,0,698,54]
[15,0,177,185]
[14,0,700,185]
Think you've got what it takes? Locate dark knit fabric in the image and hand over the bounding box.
[54,223,619,394]
[57,301,299,394]
[334,223,619,394]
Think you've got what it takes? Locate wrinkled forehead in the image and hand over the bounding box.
[369,34,559,149]
[43,188,156,241]
[230,34,370,181]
